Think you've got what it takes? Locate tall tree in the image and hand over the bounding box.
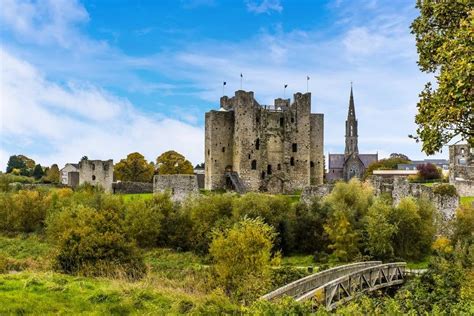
[156,151,194,175]
[410,1,473,154]
[32,164,44,180]
[115,152,154,182]
[44,164,60,183]
[6,155,35,175]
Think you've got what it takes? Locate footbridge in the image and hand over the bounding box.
[261,261,406,310]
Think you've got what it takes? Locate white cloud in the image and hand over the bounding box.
[0,49,204,169]
[246,0,283,14]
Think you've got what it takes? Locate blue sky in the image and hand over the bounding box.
[0,0,446,169]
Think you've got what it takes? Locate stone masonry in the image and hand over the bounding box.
[78,159,114,193]
[153,174,199,201]
[205,90,324,193]
[449,144,474,197]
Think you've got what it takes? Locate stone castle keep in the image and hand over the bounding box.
[205,90,324,193]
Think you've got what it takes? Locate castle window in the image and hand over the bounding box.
[92,175,96,181]
[277,164,281,170]
[261,171,266,179]
[267,165,272,175]
[255,138,260,150]
[256,116,260,124]
[92,164,95,171]
[280,117,284,127]
[251,160,257,170]
[292,143,297,152]
[248,154,251,159]
[222,147,225,153]
[291,116,294,123]
[208,149,210,156]
[310,161,315,168]
[290,157,295,166]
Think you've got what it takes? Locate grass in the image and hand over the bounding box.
[281,255,315,268]
[407,258,430,269]
[120,193,154,202]
[460,196,474,206]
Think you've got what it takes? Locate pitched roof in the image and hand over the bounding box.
[328,154,345,169]
[359,154,378,168]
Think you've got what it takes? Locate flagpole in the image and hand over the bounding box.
[240,73,243,90]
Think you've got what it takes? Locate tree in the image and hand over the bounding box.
[32,164,44,180]
[417,163,442,180]
[410,1,473,154]
[364,197,397,260]
[390,153,410,161]
[44,164,60,183]
[115,152,154,182]
[156,151,194,175]
[6,155,35,175]
[209,217,279,302]
[324,179,374,261]
[364,156,410,179]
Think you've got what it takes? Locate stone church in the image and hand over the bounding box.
[327,87,378,182]
[205,90,324,193]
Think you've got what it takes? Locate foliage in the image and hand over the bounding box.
[32,164,44,180]
[410,1,474,154]
[416,163,442,180]
[364,197,396,260]
[114,152,154,182]
[432,183,458,196]
[390,153,410,160]
[156,150,194,175]
[124,198,163,248]
[363,156,410,179]
[51,205,146,279]
[183,193,234,254]
[209,217,279,302]
[452,203,474,247]
[391,197,435,260]
[292,198,330,254]
[0,190,51,233]
[6,155,36,176]
[324,179,373,261]
[43,164,60,183]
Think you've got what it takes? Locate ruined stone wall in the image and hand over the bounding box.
[369,176,459,219]
[78,159,113,192]
[310,114,324,185]
[153,174,199,202]
[205,110,234,190]
[112,181,153,194]
[300,184,334,204]
[449,144,474,196]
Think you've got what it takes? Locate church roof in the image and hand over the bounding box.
[328,153,378,169]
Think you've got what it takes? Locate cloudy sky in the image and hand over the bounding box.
[0,0,446,170]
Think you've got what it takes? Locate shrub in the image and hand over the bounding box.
[432,183,458,196]
[417,163,442,180]
[51,205,146,279]
[124,195,166,248]
[0,190,51,233]
[209,217,279,302]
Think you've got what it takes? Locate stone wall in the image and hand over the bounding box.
[153,174,199,201]
[78,159,114,193]
[453,179,474,197]
[369,176,459,219]
[112,181,153,194]
[449,144,474,197]
[300,184,334,204]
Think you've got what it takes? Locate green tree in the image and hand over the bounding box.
[44,164,60,183]
[364,156,410,179]
[364,197,397,260]
[156,150,194,175]
[124,198,163,248]
[32,164,44,180]
[6,155,35,175]
[323,179,373,261]
[410,1,473,154]
[115,152,154,182]
[209,217,279,302]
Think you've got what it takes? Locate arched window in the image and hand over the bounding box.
[92,175,96,181]
[310,161,315,168]
[261,171,266,179]
[280,117,284,127]
[222,147,225,153]
[251,160,257,170]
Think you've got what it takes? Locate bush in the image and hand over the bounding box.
[209,217,279,302]
[51,205,146,279]
[0,190,51,233]
[432,183,458,196]
[124,197,164,248]
[417,163,442,180]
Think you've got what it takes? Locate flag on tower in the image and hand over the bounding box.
[223,81,226,86]
[284,84,288,88]
[240,73,243,78]
[307,76,310,81]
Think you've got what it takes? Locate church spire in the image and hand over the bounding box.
[345,84,359,156]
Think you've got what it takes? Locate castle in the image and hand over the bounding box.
[327,87,378,181]
[205,90,324,193]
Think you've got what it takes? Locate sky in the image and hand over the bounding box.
[0,0,447,170]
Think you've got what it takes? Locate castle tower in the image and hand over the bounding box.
[344,85,359,156]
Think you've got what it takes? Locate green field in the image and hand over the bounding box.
[460,196,474,206]
[120,193,154,202]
